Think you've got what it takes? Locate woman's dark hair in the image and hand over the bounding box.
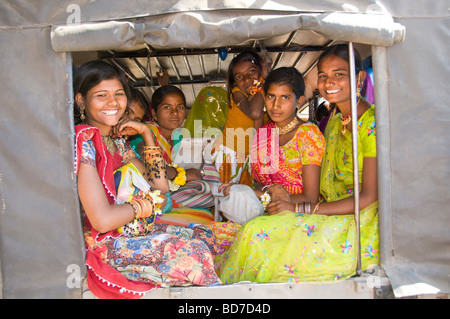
[151,85,186,111]
[317,44,363,74]
[227,50,263,107]
[263,67,306,99]
[73,60,130,124]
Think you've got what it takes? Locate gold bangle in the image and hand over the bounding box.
[127,200,139,220]
[142,145,161,152]
[312,201,321,214]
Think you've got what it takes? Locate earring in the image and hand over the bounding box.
[263,106,266,112]
[80,108,86,121]
[356,73,364,98]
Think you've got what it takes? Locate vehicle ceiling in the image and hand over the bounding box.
[72,31,369,109]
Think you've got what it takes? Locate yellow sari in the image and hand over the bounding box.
[217,107,379,283]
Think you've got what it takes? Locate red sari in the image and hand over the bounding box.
[75,125,220,299]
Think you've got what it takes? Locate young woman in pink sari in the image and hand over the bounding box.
[217,67,325,223]
[74,61,220,298]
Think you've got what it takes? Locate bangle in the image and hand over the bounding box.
[295,202,311,215]
[127,201,140,219]
[312,201,322,214]
[142,145,161,152]
[304,202,311,215]
[128,197,154,219]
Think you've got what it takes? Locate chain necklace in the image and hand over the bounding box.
[276,116,299,135]
[102,135,116,155]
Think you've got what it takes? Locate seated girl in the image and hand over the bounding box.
[217,67,325,224]
[217,44,379,284]
[127,85,219,225]
[74,60,220,298]
[211,50,271,189]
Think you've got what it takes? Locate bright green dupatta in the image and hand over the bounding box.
[217,107,379,284]
[320,105,379,271]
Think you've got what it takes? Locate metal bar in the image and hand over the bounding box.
[131,57,151,83]
[198,55,206,78]
[182,54,196,103]
[301,40,335,77]
[168,56,181,81]
[272,30,298,69]
[372,46,392,270]
[109,58,137,82]
[99,45,325,59]
[348,42,362,275]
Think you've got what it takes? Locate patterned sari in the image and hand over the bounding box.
[75,125,220,299]
[148,122,219,210]
[217,107,379,283]
[250,120,325,194]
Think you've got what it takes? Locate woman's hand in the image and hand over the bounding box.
[268,184,290,202]
[218,183,235,197]
[266,200,295,216]
[185,168,202,182]
[115,118,147,137]
[115,119,155,147]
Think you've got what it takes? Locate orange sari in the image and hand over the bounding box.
[211,86,255,186]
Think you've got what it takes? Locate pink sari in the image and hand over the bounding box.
[250,120,325,194]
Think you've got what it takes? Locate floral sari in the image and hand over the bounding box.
[76,125,221,299]
[217,107,379,283]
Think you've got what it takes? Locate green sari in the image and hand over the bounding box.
[217,106,379,283]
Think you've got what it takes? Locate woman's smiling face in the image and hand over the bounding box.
[78,78,127,134]
[317,54,351,107]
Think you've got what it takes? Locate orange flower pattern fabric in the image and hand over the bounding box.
[251,121,325,194]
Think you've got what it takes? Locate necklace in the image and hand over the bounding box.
[102,134,116,155]
[340,112,352,134]
[340,98,361,134]
[276,116,299,135]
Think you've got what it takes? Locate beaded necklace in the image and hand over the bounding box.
[276,116,299,135]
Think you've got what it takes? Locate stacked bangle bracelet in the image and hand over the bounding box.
[127,197,154,219]
[295,201,322,215]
